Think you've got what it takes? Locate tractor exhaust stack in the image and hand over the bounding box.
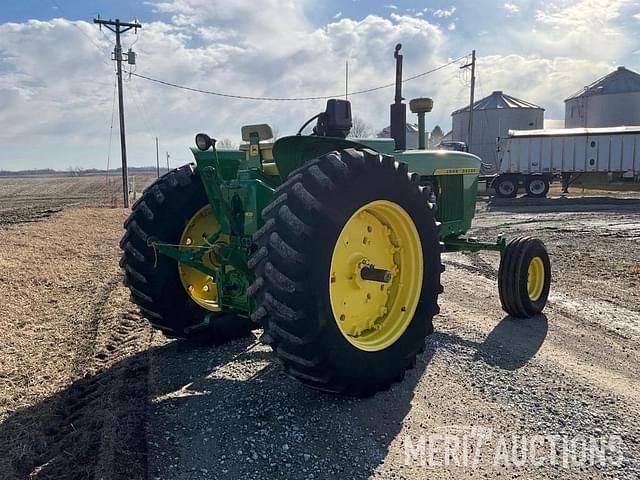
[390,43,407,151]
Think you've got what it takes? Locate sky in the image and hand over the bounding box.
[0,0,639,170]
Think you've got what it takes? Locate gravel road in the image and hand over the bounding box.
[146,196,640,480]
[1,194,639,479]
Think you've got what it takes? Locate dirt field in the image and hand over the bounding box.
[0,175,155,225]
[1,178,639,479]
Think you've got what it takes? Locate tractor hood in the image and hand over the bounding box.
[393,150,481,177]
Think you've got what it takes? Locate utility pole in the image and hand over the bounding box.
[94,17,142,208]
[155,136,160,178]
[345,60,349,100]
[166,152,170,172]
[460,50,476,152]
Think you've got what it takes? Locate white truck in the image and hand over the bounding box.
[492,126,640,197]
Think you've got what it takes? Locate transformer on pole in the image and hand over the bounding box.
[93,16,142,208]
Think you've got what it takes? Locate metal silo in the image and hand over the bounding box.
[565,66,640,128]
[451,91,544,171]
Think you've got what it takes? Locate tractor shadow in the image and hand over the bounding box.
[436,314,549,371]
[144,314,547,478]
[477,314,549,369]
[0,315,545,479]
[0,335,433,480]
[0,347,152,479]
[145,336,435,479]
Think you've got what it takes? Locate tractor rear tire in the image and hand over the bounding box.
[493,175,518,198]
[248,148,443,396]
[498,237,551,318]
[120,164,253,344]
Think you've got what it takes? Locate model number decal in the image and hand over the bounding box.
[433,167,480,175]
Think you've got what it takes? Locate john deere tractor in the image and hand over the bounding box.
[120,45,551,396]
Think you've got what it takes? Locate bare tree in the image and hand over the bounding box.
[217,138,237,149]
[348,115,374,138]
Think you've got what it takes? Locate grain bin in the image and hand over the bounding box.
[565,66,640,128]
[451,91,544,171]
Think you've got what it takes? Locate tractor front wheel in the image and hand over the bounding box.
[120,164,253,344]
[498,237,551,318]
[248,148,443,396]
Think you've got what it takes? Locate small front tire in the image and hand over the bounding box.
[498,237,551,318]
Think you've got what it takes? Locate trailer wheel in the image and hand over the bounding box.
[248,148,442,396]
[525,176,549,198]
[493,175,518,198]
[120,164,253,344]
[498,237,551,318]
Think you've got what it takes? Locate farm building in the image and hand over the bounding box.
[565,66,640,128]
[451,91,544,169]
[377,123,421,149]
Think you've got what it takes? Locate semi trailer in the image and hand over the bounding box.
[492,126,640,197]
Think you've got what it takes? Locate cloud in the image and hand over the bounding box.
[470,54,613,118]
[432,7,457,18]
[0,0,638,169]
[526,0,631,60]
[503,3,520,14]
[0,19,114,143]
[384,4,398,9]
[0,6,450,169]
[544,118,564,129]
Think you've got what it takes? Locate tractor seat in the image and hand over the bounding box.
[241,124,273,141]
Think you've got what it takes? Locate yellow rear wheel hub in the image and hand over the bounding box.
[527,256,545,301]
[329,200,423,352]
[178,205,223,312]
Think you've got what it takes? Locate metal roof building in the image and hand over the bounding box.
[451,91,544,169]
[377,123,421,149]
[565,66,640,128]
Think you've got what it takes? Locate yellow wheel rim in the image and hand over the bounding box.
[329,200,423,352]
[178,205,223,312]
[527,256,545,301]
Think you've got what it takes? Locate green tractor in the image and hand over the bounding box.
[120,45,551,396]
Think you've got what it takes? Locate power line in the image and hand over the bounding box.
[106,74,118,171]
[128,55,468,102]
[105,73,117,202]
[46,0,113,65]
[127,75,157,141]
